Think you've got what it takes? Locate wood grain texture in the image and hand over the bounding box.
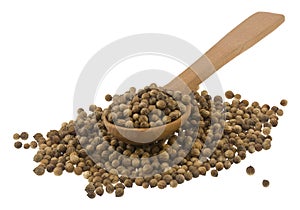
[165,12,285,92]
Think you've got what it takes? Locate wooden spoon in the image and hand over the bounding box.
[103,12,285,145]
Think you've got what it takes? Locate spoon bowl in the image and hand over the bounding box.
[103,104,191,145]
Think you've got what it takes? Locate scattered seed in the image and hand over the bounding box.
[262,179,270,187]
[20,132,29,140]
[225,90,234,99]
[280,99,288,106]
[12,84,286,198]
[246,166,255,175]
[105,94,112,102]
[13,133,20,140]
[14,141,22,149]
[23,143,30,149]
[30,141,38,149]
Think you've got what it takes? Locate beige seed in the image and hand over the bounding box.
[13,133,20,140]
[170,180,178,188]
[211,169,218,177]
[246,166,255,175]
[156,100,166,109]
[106,183,115,194]
[115,187,124,197]
[105,94,112,101]
[149,179,158,188]
[224,150,234,159]
[33,166,45,176]
[157,180,167,189]
[14,141,22,149]
[225,90,234,99]
[30,141,38,149]
[53,167,63,176]
[277,109,284,116]
[20,132,29,140]
[280,99,288,106]
[263,127,271,135]
[95,187,104,196]
[262,179,270,187]
[23,143,30,149]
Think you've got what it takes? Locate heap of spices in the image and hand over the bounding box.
[13,84,286,198]
[105,84,189,128]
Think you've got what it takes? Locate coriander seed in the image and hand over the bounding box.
[95,186,104,196]
[280,99,288,106]
[53,167,63,176]
[124,179,133,188]
[225,90,234,99]
[263,127,271,135]
[30,141,38,149]
[262,179,270,187]
[246,166,255,175]
[211,169,218,177]
[20,132,29,140]
[149,179,158,188]
[14,141,22,149]
[224,160,232,169]
[65,163,74,173]
[106,183,115,194]
[277,109,284,116]
[33,166,45,176]
[115,187,124,197]
[74,167,83,175]
[175,174,185,184]
[85,183,95,193]
[13,133,20,140]
[184,171,193,181]
[105,94,112,101]
[170,180,178,188]
[142,182,149,189]
[46,164,55,173]
[23,143,30,149]
[33,153,43,162]
[87,192,96,199]
[215,162,224,171]
[157,180,167,189]
[199,167,207,175]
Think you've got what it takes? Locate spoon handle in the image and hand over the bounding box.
[165,12,285,92]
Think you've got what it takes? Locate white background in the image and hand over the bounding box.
[0,0,299,209]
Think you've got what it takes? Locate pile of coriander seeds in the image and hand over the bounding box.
[13,84,287,198]
[105,85,191,128]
